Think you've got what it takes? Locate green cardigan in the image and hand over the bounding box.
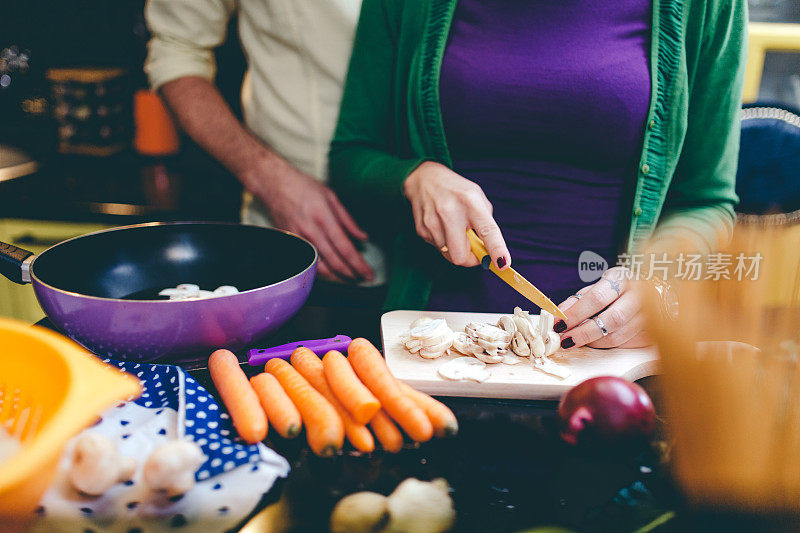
[330,0,747,310]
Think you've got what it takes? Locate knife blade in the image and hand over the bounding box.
[466,229,567,320]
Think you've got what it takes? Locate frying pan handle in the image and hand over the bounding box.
[0,240,35,284]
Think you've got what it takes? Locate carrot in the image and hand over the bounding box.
[347,338,433,443]
[250,373,302,439]
[208,349,268,444]
[396,381,459,438]
[323,350,381,424]
[290,348,375,453]
[369,409,404,453]
[265,358,344,457]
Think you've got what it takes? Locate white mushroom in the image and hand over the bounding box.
[437,357,491,383]
[538,309,555,335]
[383,478,455,533]
[530,336,547,358]
[545,331,561,357]
[474,350,504,364]
[451,332,483,357]
[496,315,517,335]
[402,318,454,359]
[213,285,239,296]
[510,331,531,357]
[532,357,571,379]
[464,323,511,345]
[501,352,524,365]
[409,317,434,330]
[537,310,560,357]
[68,433,137,496]
[143,440,205,497]
[419,336,454,359]
[512,315,538,345]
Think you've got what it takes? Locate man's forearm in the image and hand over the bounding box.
[158,76,290,197]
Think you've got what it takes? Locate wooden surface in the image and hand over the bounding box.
[382,310,659,400]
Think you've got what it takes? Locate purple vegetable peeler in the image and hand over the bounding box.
[247,336,353,366]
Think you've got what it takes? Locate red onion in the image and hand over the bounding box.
[558,376,655,446]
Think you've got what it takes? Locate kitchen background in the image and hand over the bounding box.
[1,0,799,323]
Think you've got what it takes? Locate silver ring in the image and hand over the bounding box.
[603,277,622,296]
[570,293,583,301]
[592,317,609,336]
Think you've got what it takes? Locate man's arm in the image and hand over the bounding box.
[159,77,283,199]
[159,77,374,282]
[143,0,373,282]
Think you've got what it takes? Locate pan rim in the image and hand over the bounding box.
[30,221,319,303]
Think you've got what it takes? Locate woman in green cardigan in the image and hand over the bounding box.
[330,0,746,350]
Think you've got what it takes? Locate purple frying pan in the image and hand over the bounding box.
[0,222,317,362]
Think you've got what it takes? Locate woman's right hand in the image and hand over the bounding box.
[403,161,511,269]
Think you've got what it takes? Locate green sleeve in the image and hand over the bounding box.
[652,0,747,253]
[329,0,425,214]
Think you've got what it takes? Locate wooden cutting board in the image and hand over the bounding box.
[381,310,659,400]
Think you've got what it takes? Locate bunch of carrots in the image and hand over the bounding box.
[208,338,458,457]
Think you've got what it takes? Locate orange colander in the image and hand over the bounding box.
[0,317,141,526]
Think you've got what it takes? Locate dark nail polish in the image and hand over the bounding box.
[554,320,567,333]
[481,255,492,270]
[497,256,507,269]
[561,337,575,349]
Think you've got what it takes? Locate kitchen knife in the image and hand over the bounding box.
[466,229,567,320]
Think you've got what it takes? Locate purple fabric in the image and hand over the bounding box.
[428,0,652,312]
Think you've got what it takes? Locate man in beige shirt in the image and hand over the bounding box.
[144,0,383,285]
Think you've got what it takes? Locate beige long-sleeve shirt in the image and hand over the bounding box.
[144,0,386,285]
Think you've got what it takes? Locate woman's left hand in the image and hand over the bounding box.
[553,267,651,349]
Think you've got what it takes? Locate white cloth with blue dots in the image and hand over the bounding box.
[31,360,290,532]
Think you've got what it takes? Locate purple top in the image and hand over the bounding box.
[428,0,652,312]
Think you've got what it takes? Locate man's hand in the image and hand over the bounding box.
[158,77,373,283]
[241,157,374,283]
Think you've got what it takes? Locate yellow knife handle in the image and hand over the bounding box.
[466,229,492,269]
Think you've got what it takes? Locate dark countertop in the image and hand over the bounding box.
[39,304,679,533]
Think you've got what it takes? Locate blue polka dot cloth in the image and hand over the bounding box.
[109,360,264,480]
[32,360,290,532]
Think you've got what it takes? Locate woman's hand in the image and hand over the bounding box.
[403,161,511,269]
[554,267,651,349]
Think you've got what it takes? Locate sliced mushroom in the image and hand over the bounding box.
[474,351,504,364]
[510,331,531,357]
[409,316,434,330]
[532,357,571,379]
[513,315,538,344]
[419,334,454,359]
[497,315,517,335]
[501,352,524,365]
[452,332,483,357]
[402,318,454,359]
[538,310,555,339]
[531,336,547,359]
[476,338,508,358]
[437,357,491,382]
[465,323,511,344]
[545,331,561,357]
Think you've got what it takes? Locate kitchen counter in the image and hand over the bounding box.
[0,148,242,224]
[38,305,678,533]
